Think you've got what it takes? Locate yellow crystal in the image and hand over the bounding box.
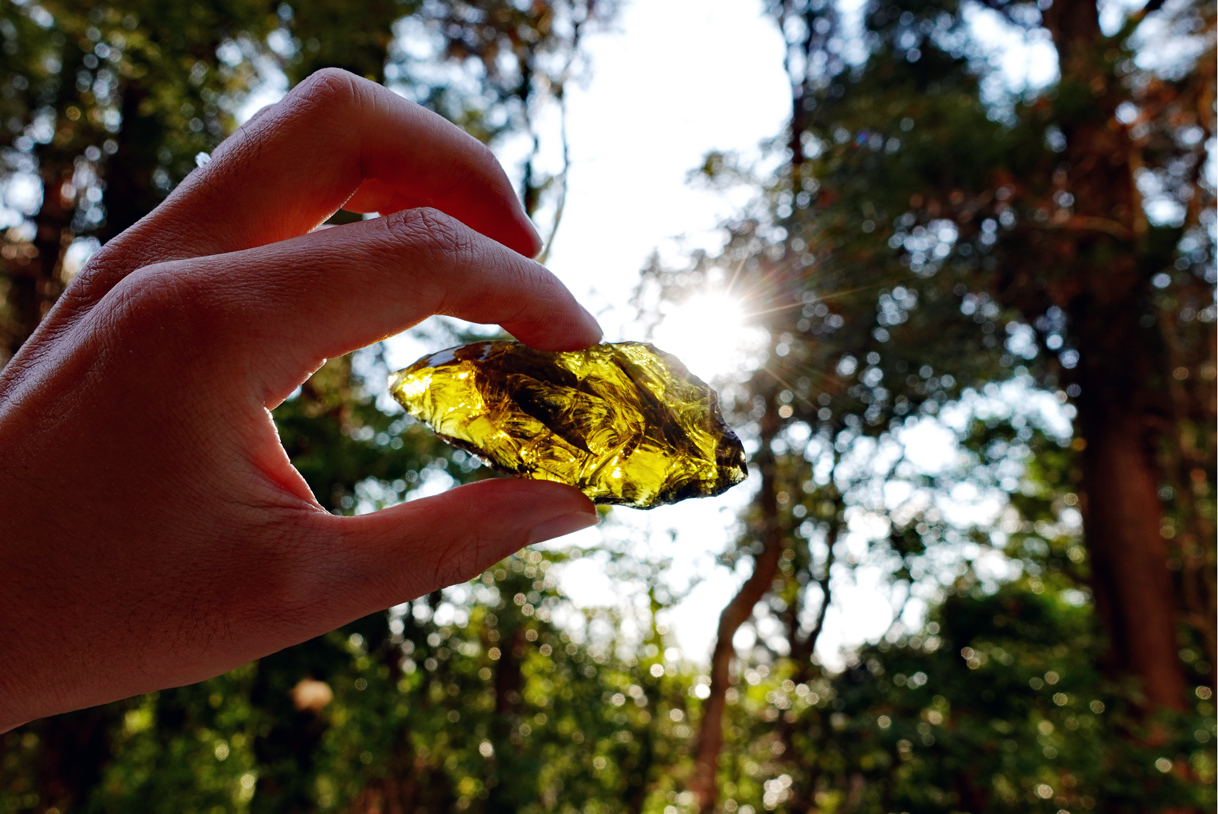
[388,341,747,509]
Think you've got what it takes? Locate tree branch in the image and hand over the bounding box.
[690,391,785,811]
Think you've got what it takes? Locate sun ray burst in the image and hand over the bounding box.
[651,288,768,382]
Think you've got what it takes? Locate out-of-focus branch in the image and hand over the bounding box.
[535,11,583,264]
[536,84,571,265]
[801,507,840,658]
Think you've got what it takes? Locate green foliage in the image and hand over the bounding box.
[715,580,1215,813]
[1,550,703,813]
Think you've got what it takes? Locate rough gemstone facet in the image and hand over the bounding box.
[388,341,748,509]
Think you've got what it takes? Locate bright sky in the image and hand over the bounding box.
[544,0,791,335]
[370,0,800,665]
[232,0,1073,669]
[526,0,795,665]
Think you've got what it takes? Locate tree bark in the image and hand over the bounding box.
[26,705,123,814]
[690,392,784,810]
[688,9,825,802]
[2,154,73,361]
[1076,368,1185,710]
[1039,0,1188,711]
[95,81,162,245]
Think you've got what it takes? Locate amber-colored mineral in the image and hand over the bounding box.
[389,341,747,508]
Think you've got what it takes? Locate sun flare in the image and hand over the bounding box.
[651,291,764,382]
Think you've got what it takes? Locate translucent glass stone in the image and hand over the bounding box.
[389,341,748,508]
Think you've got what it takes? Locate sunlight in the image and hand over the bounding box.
[650,290,764,382]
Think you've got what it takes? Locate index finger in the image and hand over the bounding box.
[78,69,540,300]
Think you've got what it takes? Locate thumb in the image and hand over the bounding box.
[310,478,599,617]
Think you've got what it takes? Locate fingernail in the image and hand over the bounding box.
[529,512,599,545]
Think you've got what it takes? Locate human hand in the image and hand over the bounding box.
[0,69,601,731]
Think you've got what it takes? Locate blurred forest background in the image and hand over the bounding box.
[0,0,1214,812]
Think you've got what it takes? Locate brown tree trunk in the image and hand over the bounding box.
[689,13,820,800]
[1076,375,1185,710]
[25,706,123,814]
[1040,0,1188,712]
[690,391,784,810]
[485,625,525,813]
[96,81,162,245]
[624,658,660,814]
[3,154,73,361]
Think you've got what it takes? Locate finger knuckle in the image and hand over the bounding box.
[95,264,237,354]
[290,67,365,116]
[96,266,184,334]
[391,206,478,269]
[54,244,127,315]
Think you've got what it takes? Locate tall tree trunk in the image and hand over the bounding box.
[690,390,784,810]
[27,705,122,814]
[778,503,840,811]
[96,81,162,244]
[1076,348,1185,710]
[486,625,526,814]
[1041,0,1188,711]
[3,154,73,360]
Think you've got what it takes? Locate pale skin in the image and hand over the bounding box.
[0,69,602,733]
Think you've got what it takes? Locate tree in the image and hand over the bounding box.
[634,0,1214,808]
